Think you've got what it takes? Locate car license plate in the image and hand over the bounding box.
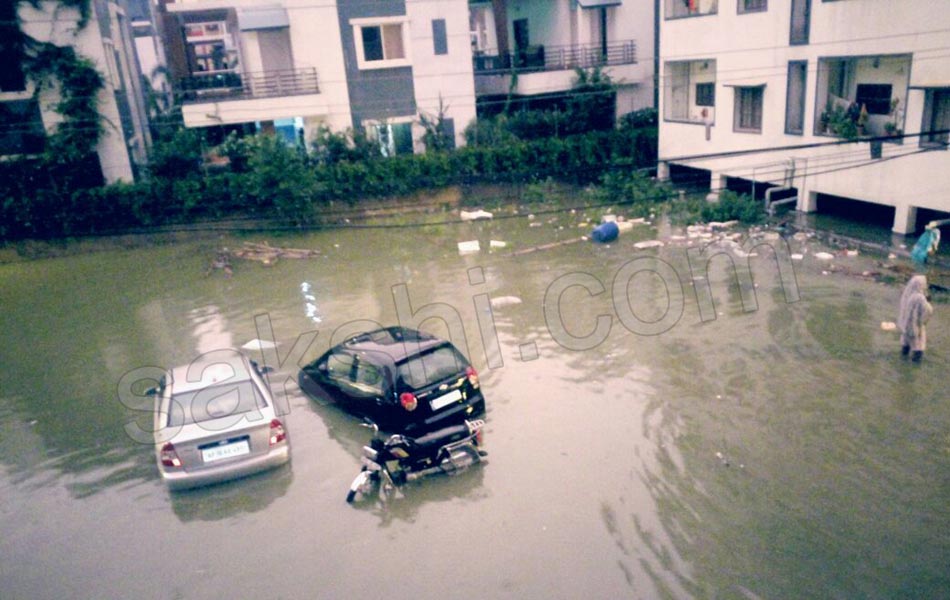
[430,389,462,411]
[202,440,250,463]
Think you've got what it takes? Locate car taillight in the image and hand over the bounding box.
[269,419,287,446]
[466,366,480,389]
[399,392,418,411]
[160,443,182,468]
[475,427,484,446]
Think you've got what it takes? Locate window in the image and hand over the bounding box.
[734,86,763,132]
[738,0,767,13]
[785,61,807,134]
[664,60,716,123]
[353,18,409,69]
[855,84,892,115]
[432,19,448,55]
[790,0,810,45]
[0,99,45,154]
[372,121,413,156]
[921,89,950,148]
[696,83,715,107]
[665,0,718,19]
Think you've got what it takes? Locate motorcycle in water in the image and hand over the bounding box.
[346,419,487,503]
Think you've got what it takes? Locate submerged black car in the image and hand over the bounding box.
[298,327,486,433]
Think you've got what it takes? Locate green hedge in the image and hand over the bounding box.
[0,126,658,240]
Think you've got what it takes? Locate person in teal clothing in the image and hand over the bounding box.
[897,275,934,362]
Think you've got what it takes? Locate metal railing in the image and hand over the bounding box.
[180,67,319,103]
[473,40,637,74]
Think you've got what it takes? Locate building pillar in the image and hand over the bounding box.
[656,161,669,181]
[799,190,818,213]
[893,203,918,235]
[706,172,724,203]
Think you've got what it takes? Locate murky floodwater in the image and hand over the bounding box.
[2,205,948,599]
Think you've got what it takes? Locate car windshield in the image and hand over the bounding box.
[167,381,267,427]
[396,344,467,390]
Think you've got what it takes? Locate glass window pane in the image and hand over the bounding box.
[432,19,448,55]
[362,26,383,61]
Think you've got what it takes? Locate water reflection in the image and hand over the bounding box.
[169,463,293,523]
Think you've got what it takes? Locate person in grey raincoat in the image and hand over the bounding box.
[897,274,934,362]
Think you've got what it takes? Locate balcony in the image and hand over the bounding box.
[815,55,910,140]
[180,67,319,104]
[473,40,637,75]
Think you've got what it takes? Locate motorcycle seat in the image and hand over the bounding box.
[408,423,471,452]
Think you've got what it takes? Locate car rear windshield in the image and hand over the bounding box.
[167,381,268,427]
[396,344,468,390]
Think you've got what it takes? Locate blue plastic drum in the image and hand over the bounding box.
[590,221,619,243]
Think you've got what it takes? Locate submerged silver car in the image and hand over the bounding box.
[152,350,290,490]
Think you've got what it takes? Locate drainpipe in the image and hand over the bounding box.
[764,159,798,216]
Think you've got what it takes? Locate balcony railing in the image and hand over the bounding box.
[473,40,637,75]
[180,67,319,103]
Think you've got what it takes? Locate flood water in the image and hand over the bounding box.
[1,205,948,599]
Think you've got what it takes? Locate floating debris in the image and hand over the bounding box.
[490,240,508,249]
[814,252,835,261]
[880,321,897,331]
[634,240,665,250]
[490,296,523,308]
[241,339,278,351]
[460,209,493,221]
[458,240,481,254]
[230,241,319,266]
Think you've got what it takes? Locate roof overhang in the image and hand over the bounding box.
[577,0,623,8]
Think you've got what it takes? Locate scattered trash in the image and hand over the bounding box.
[460,209,493,221]
[458,240,481,254]
[511,237,586,256]
[228,241,319,267]
[616,221,635,233]
[791,253,804,261]
[590,221,620,243]
[709,220,739,229]
[242,339,279,351]
[602,214,617,223]
[715,451,730,467]
[490,240,507,249]
[206,251,233,277]
[888,253,897,260]
[845,249,859,257]
[490,296,523,308]
[814,252,835,260]
[880,321,897,331]
[634,240,665,250]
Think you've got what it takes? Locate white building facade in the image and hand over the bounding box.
[658,0,950,234]
[3,0,152,183]
[162,0,476,153]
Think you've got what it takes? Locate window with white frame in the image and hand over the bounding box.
[921,89,950,148]
[664,60,716,123]
[738,0,767,13]
[352,17,410,69]
[734,86,764,132]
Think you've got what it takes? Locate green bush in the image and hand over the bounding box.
[701,190,763,224]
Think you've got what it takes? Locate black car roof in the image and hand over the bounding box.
[340,327,448,363]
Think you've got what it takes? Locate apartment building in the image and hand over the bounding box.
[658,0,950,234]
[470,0,655,117]
[2,0,152,183]
[159,0,477,153]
